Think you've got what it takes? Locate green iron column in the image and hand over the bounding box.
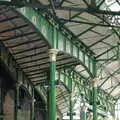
[80,104,88,120]
[117,43,120,60]
[48,49,58,120]
[69,97,73,120]
[92,78,97,120]
[69,74,73,120]
[92,60,97,120]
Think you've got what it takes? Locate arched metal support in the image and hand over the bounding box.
[14,6,95,77]
[0,1,118,119]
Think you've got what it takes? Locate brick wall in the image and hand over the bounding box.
[3,90,14,120]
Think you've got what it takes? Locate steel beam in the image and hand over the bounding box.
[99,68,120,88]
[0,40,116,116]
[0,1,118,117]
[13,7,95,76]
[0,0,120,16]
[76,24,98,37]
[57,68,116,114]
[59,18,120,28]
[95,45,119,59]
[108,83,120,95]
[88,34,113,48]
[97,0,105,8]
[54,7,120,16]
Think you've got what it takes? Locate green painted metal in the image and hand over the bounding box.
[97,89,116,113]
[88,34,112,48]
[0,39,116,117]
[117,43,120,59]
[93,85,97,120]
[99,68,120,88]
[48,61,56,120]
[95,45,119,59]
[92,60,97,120]
[0,40,117,118]
[76,24,98,37]
[66,71,117,118]
[97,0,105,8]
[56,69,116,113]
[12,6,95,76]
[69,75,73,120]
[108,83,120,95]
[59,18,120,28]
[0,0,120,16]
[0,1,119,118]
[56,70,71,91]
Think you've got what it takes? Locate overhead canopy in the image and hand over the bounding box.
[36,0,120,99]
[0,0,120,115]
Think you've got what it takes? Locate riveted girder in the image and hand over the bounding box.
[0,0,96,77]
[0,41,116,115]
[0,39,117,117]
[16,7,95,76]
[0,0,120,119]
[56,68,116,114]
